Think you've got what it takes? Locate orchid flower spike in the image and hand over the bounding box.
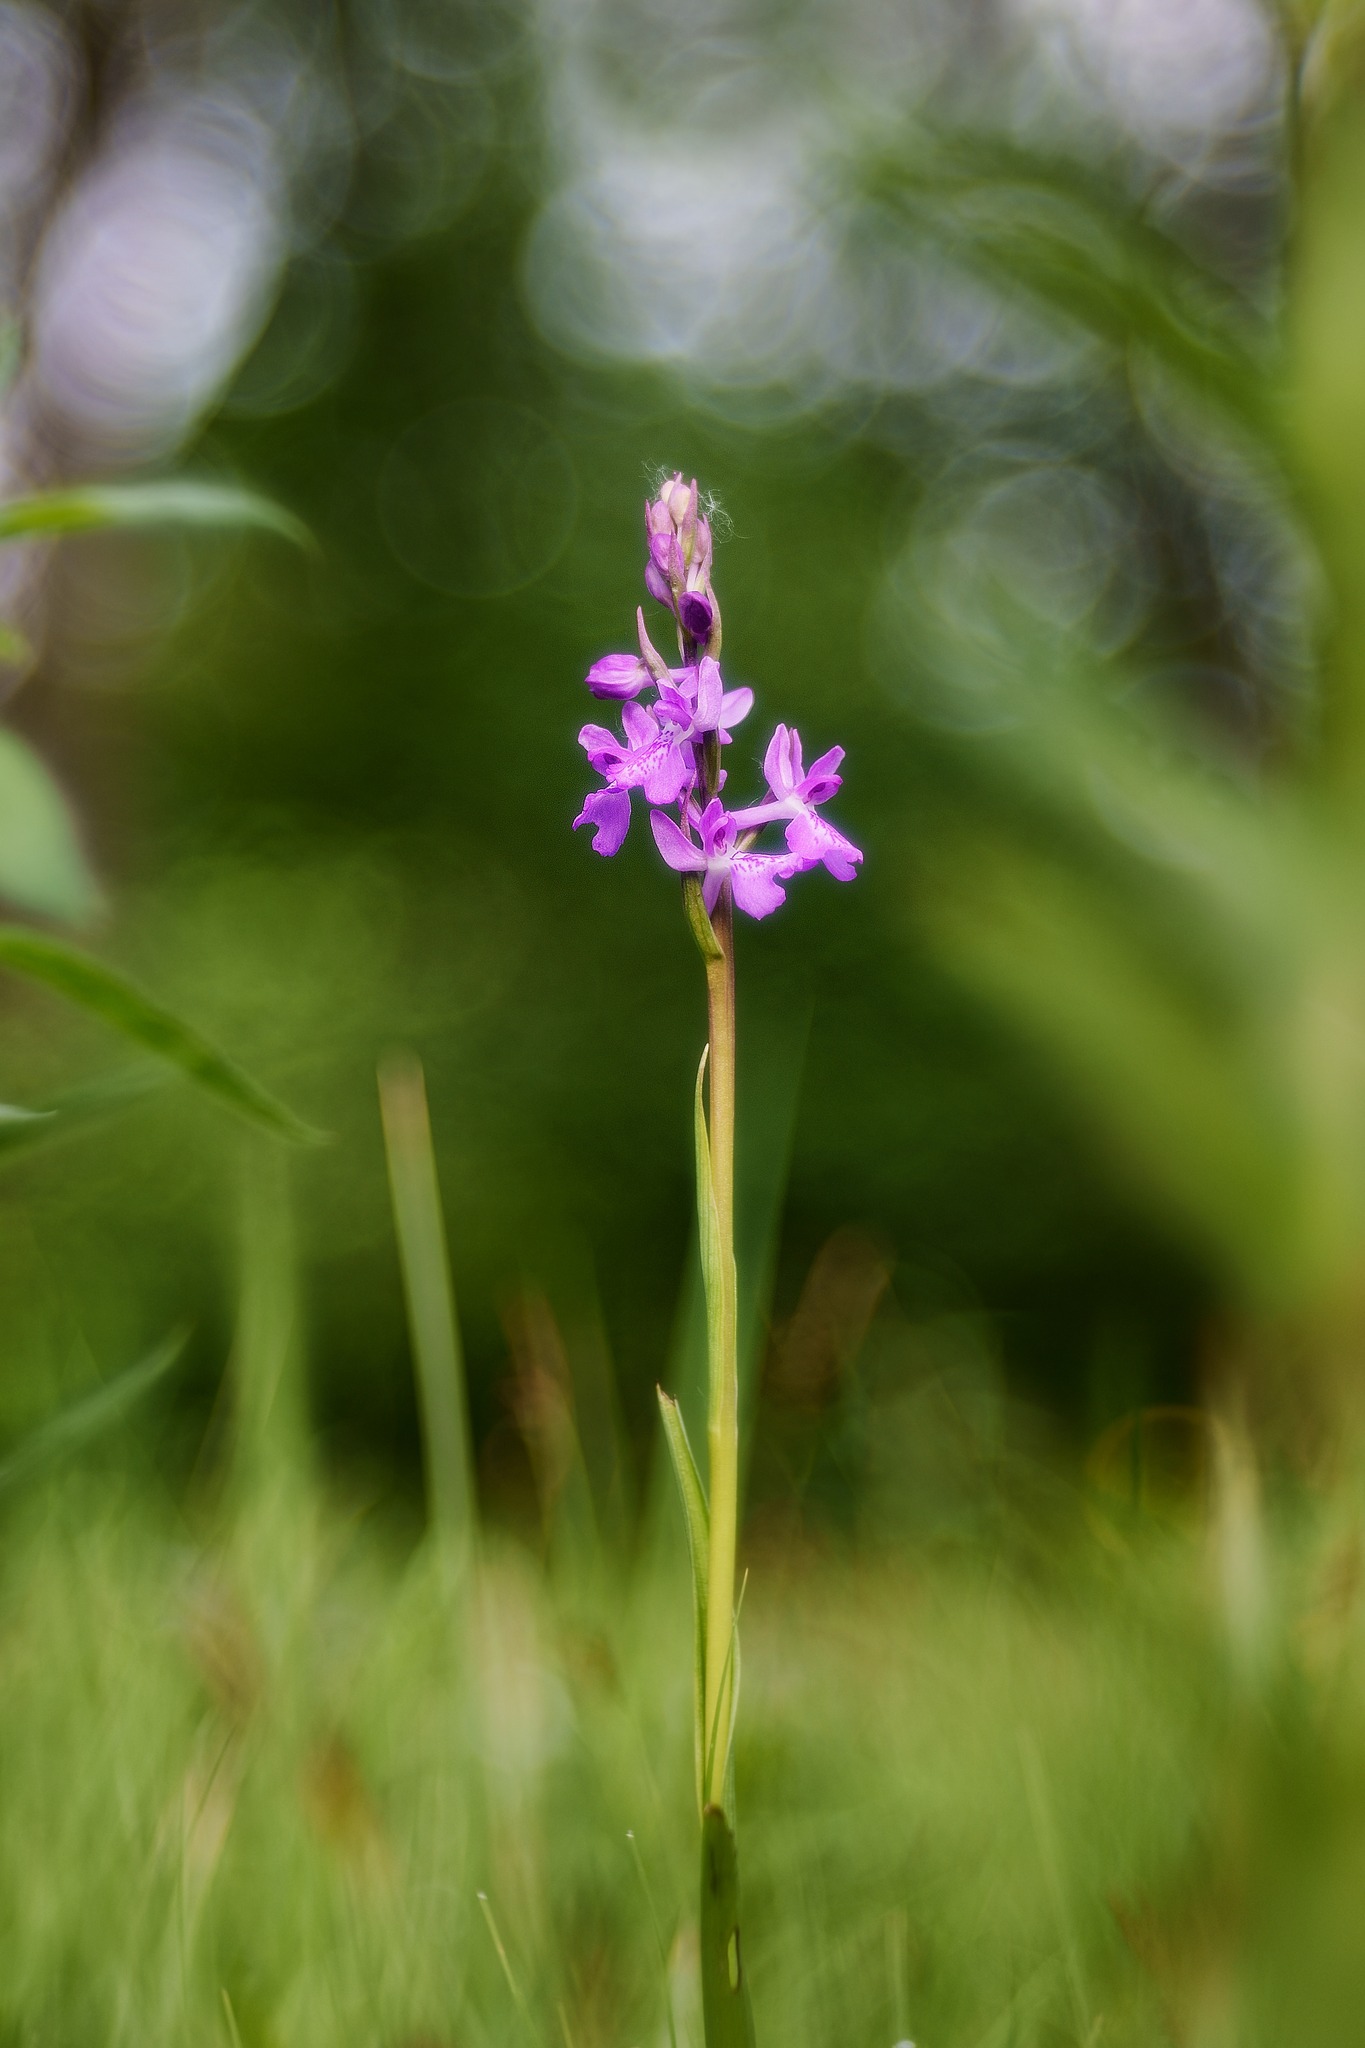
[572,470,860,919]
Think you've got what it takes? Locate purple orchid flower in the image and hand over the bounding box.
[651,798,806,920]
[574,472,858,912]
[574,656,757,856]
[731,724,863,881]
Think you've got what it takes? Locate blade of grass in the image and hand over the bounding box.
[1018,1727,1092,2046]
[477,1892,536,2044]
[0,926,320,1144]
[627,1830,681,2048]
[378,1050,476,1551]
[0,1326,187,1498]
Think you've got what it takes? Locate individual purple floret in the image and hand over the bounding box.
[651,799,805,920]
[573,471,859,917]
[731,724,863,881]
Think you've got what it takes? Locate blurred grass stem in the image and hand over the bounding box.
[378,1051,476,1551]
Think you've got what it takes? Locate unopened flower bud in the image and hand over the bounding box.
[679,591,714,640]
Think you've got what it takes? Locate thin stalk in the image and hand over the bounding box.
[378,1050,476,1551]
[702,889,739,1811]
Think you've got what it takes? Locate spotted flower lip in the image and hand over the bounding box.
[730,723,863,881]
[651,798,807,920]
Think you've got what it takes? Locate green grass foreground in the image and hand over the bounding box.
[3,1398,1362,2048]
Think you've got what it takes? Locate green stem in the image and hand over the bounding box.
[702,888,738,1811]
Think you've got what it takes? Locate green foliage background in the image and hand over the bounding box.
[6,2,1365,2042]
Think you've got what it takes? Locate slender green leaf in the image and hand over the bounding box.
[0,479,312,550]
[378,1050,476,1550]
[0,729,100,923]
[0,926,321,1144]
[0,1064,168,1166]
[0,1103,49,1126]
[699,1806,757,2048]
[0,1327,187,1498]
[658,1386,709,1810]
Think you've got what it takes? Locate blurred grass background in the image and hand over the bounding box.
[5,0,1365,2040]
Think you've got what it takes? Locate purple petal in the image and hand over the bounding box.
[693,655,723,731]
[763,724,798,799]
[719,686,753,729]
[586,652,650,700]
[573,787,631,856]
[728,798,786,833]
[579,722,624,772]
[702,867,724,915]
[697,796,731,858]
[651,809,706,873]
[731,854,792,919]
[642,743,693,807]
[786,809,862,880]
[656,683,695,726]
[622,701,660,748]
[799,745,845,803]
[645,560,673,608]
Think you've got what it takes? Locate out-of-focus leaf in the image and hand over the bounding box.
[0,322,19,398]
[0,1103,51,1129]
[0,620,30,665]
[920,844,1303,1300]
[861,129,1279,447]
[0,926,321,1144]
[0,1064,167,1166]
[0,1326,187,1499]
[0,479,312,550]
[0,729,100,924]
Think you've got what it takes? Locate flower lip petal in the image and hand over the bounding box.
[730,853,792,919]
[642,744,693,807]
[573,787,632,856]
[786,809,863,879]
